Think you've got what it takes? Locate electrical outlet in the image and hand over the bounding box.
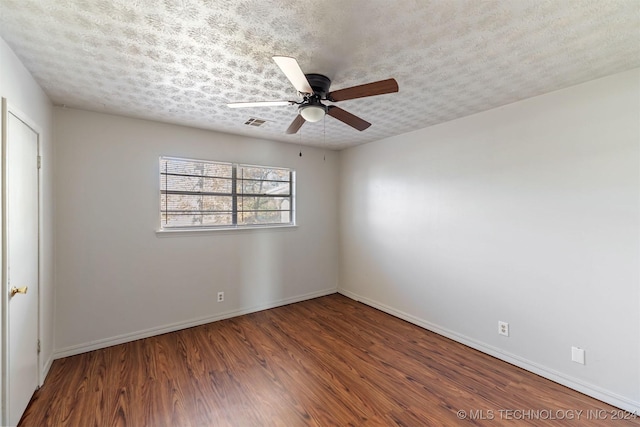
[498,321,509,337]
[571,346,585,364]
[217,291,224,302]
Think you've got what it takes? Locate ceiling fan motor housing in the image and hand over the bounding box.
[305,73,331,98]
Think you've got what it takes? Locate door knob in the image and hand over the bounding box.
[10,286,28,297]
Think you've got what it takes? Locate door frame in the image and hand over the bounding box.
[1,98,42,426]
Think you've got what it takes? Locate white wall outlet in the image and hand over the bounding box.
[498,321,509,336]
[571,346,585,365]
[217,291,224,302]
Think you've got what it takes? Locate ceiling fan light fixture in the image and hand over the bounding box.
[299,104,326,122]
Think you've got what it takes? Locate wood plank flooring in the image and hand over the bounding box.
[20,294,639,426]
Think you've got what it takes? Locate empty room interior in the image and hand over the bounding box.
[1,1,639,425]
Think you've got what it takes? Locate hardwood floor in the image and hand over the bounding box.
[20,294,639,426]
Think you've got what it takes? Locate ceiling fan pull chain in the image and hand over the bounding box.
[323,115,326,146]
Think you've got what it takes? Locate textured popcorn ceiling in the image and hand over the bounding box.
[1,0,639,149]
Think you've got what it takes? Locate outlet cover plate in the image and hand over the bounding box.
[498,321,509,337]
[571,346,585,364]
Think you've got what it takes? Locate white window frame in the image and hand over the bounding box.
[159,156,296,231]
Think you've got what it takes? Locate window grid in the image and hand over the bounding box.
[160,157,294,229]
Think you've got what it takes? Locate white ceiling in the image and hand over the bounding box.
[1,0,639,150]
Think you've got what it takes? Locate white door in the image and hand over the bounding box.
[6,109,39,426]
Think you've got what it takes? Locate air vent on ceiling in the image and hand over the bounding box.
[244,118,267,127]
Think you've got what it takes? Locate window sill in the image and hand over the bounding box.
[155,224,298,237]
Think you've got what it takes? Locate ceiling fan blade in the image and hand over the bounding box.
[327,106,371,131]
[328,78,399,102]
[273,56,314,94]
[227,100,294,108]
[285,114,306,134]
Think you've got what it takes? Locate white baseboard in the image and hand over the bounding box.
[54,287,337,359]
[338,289,640,415]
[40,354,53,387]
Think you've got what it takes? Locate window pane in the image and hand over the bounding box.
[238,196,290,212]
[162,158,232,178]
[238,179,290,195]
[162,175,232,194]
[236,164,292,226]
[161,158,233,195]
[161,193,233,227]
[238,166,289,181]
[162,194,233,210]
[202,214,233,226]
[160,157,294,229]
[238,210,285,225]
[162,212,233,227]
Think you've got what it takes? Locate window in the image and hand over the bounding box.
[160,156,295,230]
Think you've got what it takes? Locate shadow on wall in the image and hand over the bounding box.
[239,232,285,307]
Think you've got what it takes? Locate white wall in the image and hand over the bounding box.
[6,25,637,413]
[339,69,640,412]
[0,37,55,415]
[53,108,339,355]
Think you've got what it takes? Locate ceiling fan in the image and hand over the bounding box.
[228,56,399,134]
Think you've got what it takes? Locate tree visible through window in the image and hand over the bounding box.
[160,157,295,229]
